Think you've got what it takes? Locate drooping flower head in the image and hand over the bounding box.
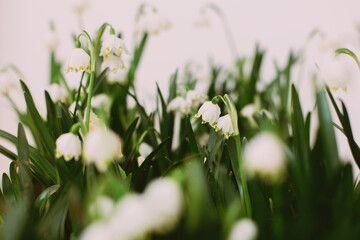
[215,114,234,139]
[83,126,123,172]
[228,219,258,240]
[243,132,286,181]
[195,101,221,128]
[100,34,130,58]
[167,96,190,115]
[65,48,90,73]
[55,133,82,161]
[135,5,171,35]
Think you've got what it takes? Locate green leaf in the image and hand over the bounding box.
[9,162,20,200]
[0,145,17,161]
[247,45,265,104]
[335,48,360,70]
[167,69,178,103]
[35,185,60,215]
[184,116,199,154]
[123,117,139,155]
[127,33,148,86]
[2,173,15,204]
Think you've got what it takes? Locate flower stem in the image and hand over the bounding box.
[234,134,252,217]
[85,71,95,132]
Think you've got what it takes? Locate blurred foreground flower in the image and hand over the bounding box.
[55,133,82,161]
[228,219,258,240]
[65,48,90,73]
[81,178,183,240]
[195,101,221,127]
[83,126,123,172]
[0,67,20,95]
[135,5,170,35]
[243,132,286,181]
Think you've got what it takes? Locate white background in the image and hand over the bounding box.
[1,0,360,177]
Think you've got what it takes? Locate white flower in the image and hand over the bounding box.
[65,48,90,73]
[168,96,190,114]
[243,132,286,181]
[228,219,258,240]
[110,194,153,240]
[100,35,130,57]
[185,90,207,109]
[72,0,91,16]
[65,71,84,90]
[44,31,59,51]
[194,12,211,28]
[137,143,153,166]
[143,178,183,233]
[91,94,110,110]
[0,68,20,95]
[195,101,221,128]
[241,104,256,119]
[135,7,170,35]
[80,221,112,240]
[83,127,123,172]
[83,110,100,132]
[46,84,67,102]
[107,70,127,84]
[89,195,115,220]
[55,133,82,161]
[101,54,126,72]
[215,114,234,139]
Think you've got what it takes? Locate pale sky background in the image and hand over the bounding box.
[1,0,360,178]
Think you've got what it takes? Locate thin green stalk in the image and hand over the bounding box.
[234,134,252,217]
[85,71,95,131]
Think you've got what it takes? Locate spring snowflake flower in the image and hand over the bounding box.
[168,96,190,115]
[80,221,112,240]
[101,54,126,72]
[100,35,130,58]
[72,0,91,16]
[243,132,286,181]
[194,11,211,28]
[55,133,82,161]
[46,84,67,102]
[195,101,221,128]
[144,178,183,233]
[88,195,115,220]
[65,48,90,73]
[91,94,110,110]
[83,110,100,132]
[44,30,59,51]
[83,127,123,172]
[135,6,170,35]
[228,219,258,240]
[215,114,234,139]
[185,90,207,109]
[0,68,20,95]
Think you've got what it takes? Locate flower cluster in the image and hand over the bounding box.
[167,90,208,115]
[55,111,123,172]
[195,100,234,139]
[100,33,130,73]
[81,178,183,240]
[135,5,171,35]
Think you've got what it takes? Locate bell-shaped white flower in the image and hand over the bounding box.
[228,219,258,240]
[0,68,20,95]
[215,114,234,139]
[46,84,67,102]
[243,132,286,181]
[185,90,207,109]
[88,195,115,220]
[83,126,123,172]
[91,94,111,110]
[167,96,190,115]
[195,101,221,128]
[72,0,91,16]
[194,12,211,28]
[101,54,126,72]
[100,35,130,58]
[135,6,170,35]
[107,70,127,84]
[83,109,100,132]
[44,31,59,51]
[65,48,90,73]
[144,178,183,233]
[55,133,82,161]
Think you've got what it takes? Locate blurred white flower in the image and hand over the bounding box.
[107,70,127,84]
[0,68,20,95]
[228,219,258,240]
[46,84,67,102]
[144,178,183,233]
[65,48,90,73]
[89,195,115,220]
[91,94,110,110]
[100,35,130,58]
[195,101,221,128]
[216,114,234,139]
[111,194,153,240]
[185,90,208,109]
[65,71,84,90]
[137,143,153,166]
[135,6,170,35]
[243,132,286,181]
[83,110,100,132]
[241,104,256,119]
[80,220,112,240]
[194,11,211,28]
[101,54,126,72]
[83,126,123,172]
[44,30,59,51]
[55,133,82,161]
[168,96,190,115]
[72,0,91,16]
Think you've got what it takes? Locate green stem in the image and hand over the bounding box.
[85,71,95,132]
[234,134,252,217]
